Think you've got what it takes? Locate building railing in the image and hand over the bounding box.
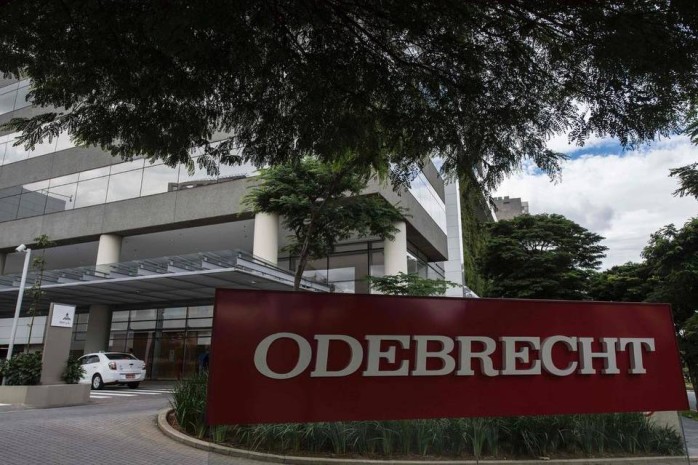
[0,249,331,294]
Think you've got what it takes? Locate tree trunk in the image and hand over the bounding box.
[293,225,317,291]
[291,168,348,291]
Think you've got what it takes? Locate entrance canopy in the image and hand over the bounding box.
[0,250,329,316]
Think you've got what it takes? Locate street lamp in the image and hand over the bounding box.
[3,244,32,384]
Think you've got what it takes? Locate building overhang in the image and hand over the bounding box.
[0,250,329,316]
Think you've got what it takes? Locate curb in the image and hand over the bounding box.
[157,409,695,465]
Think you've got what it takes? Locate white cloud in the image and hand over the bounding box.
[545,132,608,153]
[494,136,698,269]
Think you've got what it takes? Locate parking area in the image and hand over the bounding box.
[0,381,174,413]
[87,382,173,403]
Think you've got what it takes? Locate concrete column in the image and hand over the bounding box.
[84,234,122,353]
[84,304,111,354]
[0,252,5,275]
[96,234,122,265]
[384,221,408,275]
[444,180,465,297]
[253,212,279,265]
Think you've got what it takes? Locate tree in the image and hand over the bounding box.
[669,90,698,199]
[367,272,458,297]
[480,214,607,300]
[1,2,697,193]
[243,157,404,290]
[588,262,652,303]
[26,234,54,349]
[643,219,698,329]
[642,218,698,398]
[669,162,698,199]
[459,176,493,296]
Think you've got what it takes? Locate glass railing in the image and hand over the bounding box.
[0,249,331,293]
[0,156,257,223]
[0,79,32,116]
[408,172,447,232]
[0,131,75,167]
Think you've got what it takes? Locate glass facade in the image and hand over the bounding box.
[408,172,447,233]
[0,156,256,223]
[0,131,75,167]
[63,241,444,380]
[290,240,444,294]
[72,306,213,380]
[0,79,32,116]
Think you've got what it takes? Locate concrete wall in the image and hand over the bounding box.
[0,146,118,190]
[0,177,255,252]
[0,384,90,407]
[493,196,529,221]
[0,171,447,262]
[363,179,448,261]
[421,161,445,201]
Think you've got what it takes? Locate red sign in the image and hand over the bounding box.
[207,290,688,425]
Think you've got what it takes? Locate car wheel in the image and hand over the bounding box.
[92,374,104,390]
[127,382,140,389]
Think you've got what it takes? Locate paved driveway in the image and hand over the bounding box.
[2,384,698,464]
[0,383,255,465]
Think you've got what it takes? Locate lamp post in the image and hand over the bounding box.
[3,245,32,385]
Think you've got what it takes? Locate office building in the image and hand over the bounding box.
[493,196,529,221]
[0,76,470,379]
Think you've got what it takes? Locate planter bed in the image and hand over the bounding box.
[0,384,90,408]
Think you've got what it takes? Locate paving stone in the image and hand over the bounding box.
[0,383,256,465]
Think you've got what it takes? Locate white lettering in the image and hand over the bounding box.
[363,335,411,376]
[412,336,456,376]
[251,333,656,379]
[618,338,655,374]
[456,337,499,376]
[578,337,620,375]
[541,336,578,376]
[501,337,541,375]
[311,335,364,377]
[254,332,312,379]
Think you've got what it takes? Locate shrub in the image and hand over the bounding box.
[169,373,684,459]
[1,352,42,385]
[62,355,85,384]
[170,371,208,438]
[224,414,683,458]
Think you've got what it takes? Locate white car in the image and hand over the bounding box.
[78,352,147,390]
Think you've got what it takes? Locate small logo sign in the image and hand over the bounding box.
[50,303,76,328]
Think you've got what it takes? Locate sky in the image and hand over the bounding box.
[492,134,698,269]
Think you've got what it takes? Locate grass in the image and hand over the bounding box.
[170,373,685,459]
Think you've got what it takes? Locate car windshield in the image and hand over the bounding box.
[105,353,138,360]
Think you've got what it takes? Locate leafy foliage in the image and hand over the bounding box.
[62,355,85,384]
[169,375,682,458]
[1,2,697,193]
[459,177,493,296]
[669,162,698,199]
[26,234,55,348]
[0,351,42,386]
[642,218,698,395]
[480,214,607,299]
[171,371,209,439]
[589,262,653,302]
[199,414,681,458]
[680,312,698,396]
[687,101,698,145]
[642,218,698,326]
[244,157,404,289]
[367,272,458,297]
